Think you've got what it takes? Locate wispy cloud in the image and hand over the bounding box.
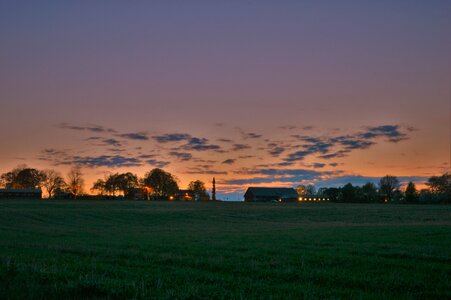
[118,132,149,140]
[231,144,251,151]
[184,137,221,151]
[72,155,142,167]
[59,123,117,134]
[153,133,221,152]
[169,151,193,161]
[222,159,236,165]
[267,143,286,157]
[102,138,122,147]
[146,159,170,168]
[359,125,408,143]
[153,133,192,143]
[284,124,410,163]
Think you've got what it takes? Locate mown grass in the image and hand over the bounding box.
[0,199,450,299]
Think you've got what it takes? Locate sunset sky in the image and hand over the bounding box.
[0,1,449,200]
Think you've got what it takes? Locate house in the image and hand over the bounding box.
[0,188,42,199]
[244,187,299,202]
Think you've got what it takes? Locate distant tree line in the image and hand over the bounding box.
[0,166,210,200]
[297,174,450,204]
[1,165,449,203]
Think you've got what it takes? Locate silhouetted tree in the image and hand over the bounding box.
[143,168,179,199]
[41,170,66,198]
[422,173,451,204]
[115,172,139,197]
[296,185,305,195]
[361,182,378,203]
[426,173,450,195]
[16,168,44,189]
[322,187,340,202]
[340,183,356,202]
[306,184,316,195]
[105,173,120,196]
[67,167,84,199]
[188,180,210,201]
[317,187,328,196]
[91,173,138,197]
[405,182,418,204]
[296,184,316,195]
[1,167,44,189]
[379,175,400,203]
[91,179,108,195]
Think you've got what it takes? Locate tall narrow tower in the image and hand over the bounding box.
[212,177,216,201]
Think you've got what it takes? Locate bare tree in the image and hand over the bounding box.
[42,170,66,198]
[379,175,400,203]
[67,167,85,199]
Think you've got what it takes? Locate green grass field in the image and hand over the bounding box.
[0,200,450,299]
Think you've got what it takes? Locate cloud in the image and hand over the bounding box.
[236,127,262,139]
[59,123,116,134]
[169,151,193,161]
[185,167,227,175]
[217,138,233,143]
[361,125,409,143]
[102,138,122,147]
[138,154,157,159]
[40,148,68,157]
[153,133,221,152]
[71,155,142,167]
[41,154,143,167]
[318,150,350,160]
[187,170,228,175]
[284,124,410,163]
[312,163,326,168]
[146,159,170,168]
[232,144,251,151]
[340,139,375,150]
[185,137,221,151]
[118,132,149,140]
[267,143,286,157]
[246,133,262,139]
[153,133,192,143]
[39,149,166,168]
[85,137,124,148]
[222,159,236,165]
[239,155,255,159]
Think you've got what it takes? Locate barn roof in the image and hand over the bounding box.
[245,187,298,198]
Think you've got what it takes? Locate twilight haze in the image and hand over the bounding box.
[0,1,449,200]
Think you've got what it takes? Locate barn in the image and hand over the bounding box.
[244,187,299,202]
[0,188,42,199]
